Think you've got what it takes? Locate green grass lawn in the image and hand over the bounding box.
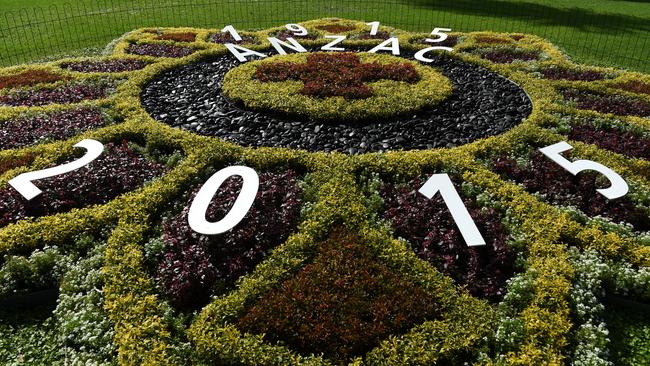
[0,0,649,72]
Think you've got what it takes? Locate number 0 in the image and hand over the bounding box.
[188,166,259,235]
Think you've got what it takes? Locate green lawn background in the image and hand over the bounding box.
[0,0,649,72]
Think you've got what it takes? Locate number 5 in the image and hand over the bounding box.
[539,141,628,199]
[426,27,452,43]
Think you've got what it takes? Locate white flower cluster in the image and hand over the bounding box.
[53,245,116,365]
[568,247,649,366]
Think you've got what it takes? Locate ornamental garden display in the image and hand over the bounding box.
[0,18,649,365]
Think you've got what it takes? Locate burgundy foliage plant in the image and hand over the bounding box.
[541,67,604,81]
[210,33,258,44]
[127,43,195,58]
[561,89,650,117]
[0,82,112,107]
[0,69,69,90]
[63,59,149,73]
[492,153,650,231]
[255,52,420,99]
[0,108,108,150]
[236,229,439,364]
[0,140,166,228]
[481,48,540,63]
[156,170,303,310]
[568,123,650,160]
[380,177,515,300]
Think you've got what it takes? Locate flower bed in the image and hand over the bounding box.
[0,69,69,90]
[380,176,516,300]
[0,81,113,106]
[154,169,303,310]
[492,152,650,231]
[480,48,540,63]
[0,108,110,150]
[561,88,650,117]
[0,18,648,366]
[127,43,195,58]
[62,59,149,73]
[0,140,166,228]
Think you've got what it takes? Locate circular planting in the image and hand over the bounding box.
[142,50,532,153]
[1,18,649,366]
[222,52,452,122]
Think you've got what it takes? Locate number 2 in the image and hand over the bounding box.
[539,141,628,200]
[9,139,104,200]
[419,174,486,247]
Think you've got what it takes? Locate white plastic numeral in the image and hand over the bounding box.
[285,23,308,36]
[366,21,380,35]
[426,27,452,43]
[419,174,486,247]
[539,141,628,200]
[221,25,242,42]
[188,166,259,235]
[8,139,104,201]
[321,35,346,51]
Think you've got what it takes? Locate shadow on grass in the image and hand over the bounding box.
[407,0,650,33]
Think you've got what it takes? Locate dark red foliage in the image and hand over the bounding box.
[0,82,112,107]
[561,89,650,117]
[156,32,197,42]
[0,70,69,90]
[613,80,650,95]
[511,35,525,41]
[418,35,459,48]
[568,123,650,160]
[209,33,257,44]
[475,36,511,44]
[255,52,420,99]
[0,141,166,228]
[0,108,108,150]
[492,153,650,231]
[157,170,303,310]
[315,24,357,33]
[481,48,540,63]
[127,43,195,58]
[0,154,35,176]
[63,59,149,73]
[380,177,515,300]
[236,229,439,364]
[355,30,391,40]
[541,67,604,81]
[271,30,317,41]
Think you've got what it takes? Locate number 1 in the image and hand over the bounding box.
[419,174,486,246]
[221,25,242,42]
[366,21,380,35]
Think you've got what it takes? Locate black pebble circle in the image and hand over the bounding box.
[141,49,532,154]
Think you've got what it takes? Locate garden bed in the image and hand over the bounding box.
[0,18,648,366]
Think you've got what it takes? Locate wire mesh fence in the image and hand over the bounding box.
[0,0,648,72]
